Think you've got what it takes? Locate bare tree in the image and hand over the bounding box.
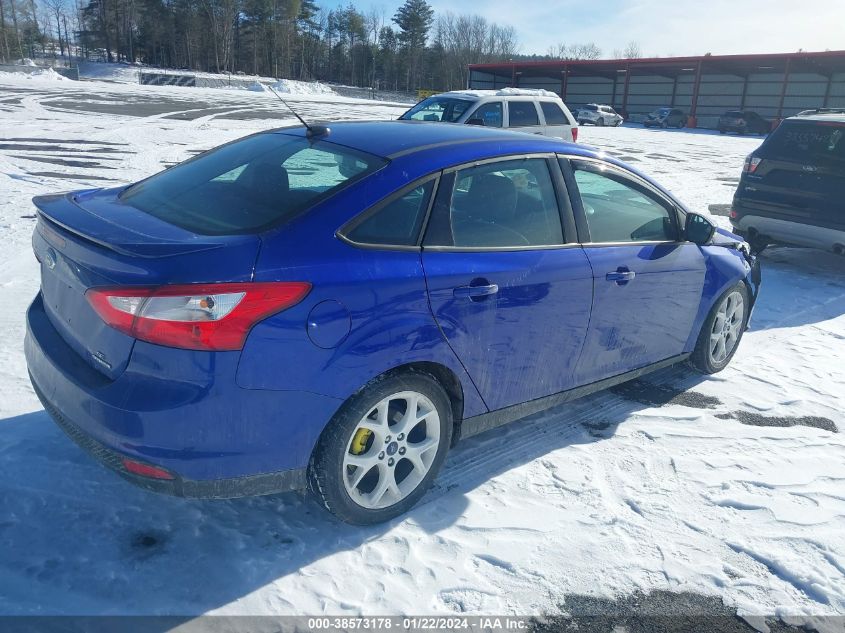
[549,41,602,60]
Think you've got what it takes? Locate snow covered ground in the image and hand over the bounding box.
[1,74,844,624]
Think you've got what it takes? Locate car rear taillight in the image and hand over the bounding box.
[743,155,762,174]
[729,209,738,219]
[572,126,579,142]
[86,282,311,351]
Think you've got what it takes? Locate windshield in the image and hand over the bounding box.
[652,108,671,117]
[121,133,386,235]
[582,104,599,111]
[400,97,474,123]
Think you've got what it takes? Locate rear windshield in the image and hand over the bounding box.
[764,120,845,164]
[725,111,744,117]
[582,104,598,111]
[120,133,386,234]
[399,97,474,123]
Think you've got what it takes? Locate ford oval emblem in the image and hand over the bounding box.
[44,247,57,270]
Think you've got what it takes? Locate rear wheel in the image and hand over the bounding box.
[309,372,452,524]
[690,283,749,374]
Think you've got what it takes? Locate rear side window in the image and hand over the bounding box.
[509,101,540,127]
[541,102,569,125]
[121,134,385,235]
[425,158,563,248]
[344,181,434,246]
[764,120,845,164]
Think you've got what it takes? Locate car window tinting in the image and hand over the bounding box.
[400,97,473,123]
[345,181,434,246]
[469,101,503,127]
[121,134,385,235]
[425,158,563,248]
[763,120,845,164]
[572,162,677,243]
[509,101,540,127]
[541,102,568,125]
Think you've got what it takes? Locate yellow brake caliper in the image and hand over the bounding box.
[350,428,373,455]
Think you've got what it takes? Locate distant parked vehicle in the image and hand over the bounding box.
[399,89,579,142]
[731,110,845,254]
[577,104,623,127]
[718,110,770,135]
[643,107,688,129]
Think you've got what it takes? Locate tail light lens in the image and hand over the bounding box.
[743,155,762,174]
[86,282,311,351]
[122,458,175,480]
[572,126,579,142]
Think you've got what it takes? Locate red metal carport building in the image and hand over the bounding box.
[468,50,845,129]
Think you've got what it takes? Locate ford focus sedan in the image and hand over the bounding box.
[26,121,760,524]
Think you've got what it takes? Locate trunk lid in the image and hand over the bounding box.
[32,188,261,380]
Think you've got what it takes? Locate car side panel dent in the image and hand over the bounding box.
[237,230,488,421]
[683,245,753,351]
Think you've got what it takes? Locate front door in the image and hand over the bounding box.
[564,157,707,384]
[421,156,592,411]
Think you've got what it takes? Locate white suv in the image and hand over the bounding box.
[399,89,579,142]
[577,104,624,127]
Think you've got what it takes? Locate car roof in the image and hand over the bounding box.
[790,112,845,123]
[275,120,584,160]
[434,88,562,100]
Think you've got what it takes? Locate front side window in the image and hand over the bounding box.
[508,101,540,127]
[399,97,474,123]
[571,161,677,243]
[468,101,503,127]
[541,101,568,126]
[425,158,563,248]
[344,181,434,246]
[121,133,385,235]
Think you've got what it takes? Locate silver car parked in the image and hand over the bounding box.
[577,104,624,127]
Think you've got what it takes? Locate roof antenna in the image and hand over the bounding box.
[269,87,330,138]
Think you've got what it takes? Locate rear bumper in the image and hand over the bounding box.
[30,375,306,498]
[730,203,845,251]
[25,292,342,496]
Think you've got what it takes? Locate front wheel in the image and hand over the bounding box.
[597,117,605,127]
[309,372,452,524]
[690,283,750,374]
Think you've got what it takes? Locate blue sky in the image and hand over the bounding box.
[327,0,845,58]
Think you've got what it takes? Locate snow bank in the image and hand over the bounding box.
[271,78,335,96]
[0,67,65,81]
[246,81,266,92]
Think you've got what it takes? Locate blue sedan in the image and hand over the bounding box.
[25,121,761,524]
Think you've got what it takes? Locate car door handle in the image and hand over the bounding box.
[606,269,636,284]
[453,284,499,300]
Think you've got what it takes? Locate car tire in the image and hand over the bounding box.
[661,120,669,129]
[719,128,725,134]
[597,117,605,127]
[689,282,750,374]
[309,371,453,524]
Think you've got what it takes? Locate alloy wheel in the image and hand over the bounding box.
[342,391,441,510]
[709,291,745,364]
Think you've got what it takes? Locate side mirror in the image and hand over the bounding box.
[466,118,485,126]
[685,212,716,245]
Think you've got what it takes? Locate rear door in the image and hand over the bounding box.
[421,155,592,411]
[506,100,546,136]
[742,119,845,230]
[563,157,707,384]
